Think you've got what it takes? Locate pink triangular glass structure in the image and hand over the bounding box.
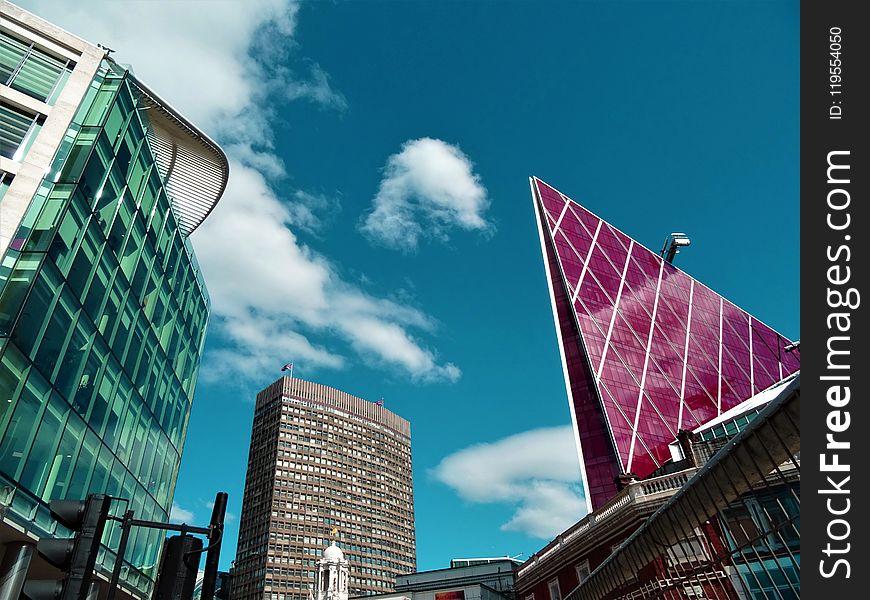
[531,177,800,510]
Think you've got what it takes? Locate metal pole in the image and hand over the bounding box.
[199,492,228,600]
[0,542,34,600]
[106,509,134,600]
[84,582,99,600]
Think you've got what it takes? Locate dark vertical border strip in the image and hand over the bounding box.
[802,0,868,594]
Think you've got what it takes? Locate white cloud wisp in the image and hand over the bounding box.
[433,426,586,539]
[361,138,492,251]
[169,503,195,524]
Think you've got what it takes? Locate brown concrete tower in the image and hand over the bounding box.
[233,377,415,600]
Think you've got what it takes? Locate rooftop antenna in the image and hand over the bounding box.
[660,232,691,264]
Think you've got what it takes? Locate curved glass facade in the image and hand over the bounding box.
[0,64,210,594]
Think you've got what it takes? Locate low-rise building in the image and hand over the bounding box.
[353,558,520,600]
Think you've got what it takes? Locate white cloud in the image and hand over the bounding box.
[169,503,195,524]
[21,1,459,385]
[206,501,237,523]
[361,138,492,251]
[194,162,460,384]
[287,190,342,235]
[433,426,586,539]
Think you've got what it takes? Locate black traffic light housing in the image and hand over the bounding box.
[24,494,112,600]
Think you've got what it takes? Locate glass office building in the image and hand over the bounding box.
[0,3,228,597]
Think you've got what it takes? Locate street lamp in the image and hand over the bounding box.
[660,232,691,264]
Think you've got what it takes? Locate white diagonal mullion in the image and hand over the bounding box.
[571,220,603,305]
[677,280,695,432]
[779,339,784,380]
[551,198,571,233]
[595,241,635,382]
[749,316,755,393]
[627,258,665,472]
[717,297,724,415]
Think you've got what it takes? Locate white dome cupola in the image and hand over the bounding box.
[315,542,349,600]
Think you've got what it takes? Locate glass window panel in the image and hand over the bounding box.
[107,191,134,255]
[10,46,69,103]
[128,410,149,476]
[26,185,74,252]
[115,390,140,464]
[94,164,124,236]
[80,337,109,430]
[2,370,52,482]
[67,323,103,415]
[19,392,67,497]
[0,343,29,437]
[111,293,136,363]
[130,250,152,304]
[10,259,60,359]
[78,143,112,204]
[97,356,122,446]
[57,127,99,184]
[126,146,149,199]
[148,193,167,236]
[102,103,126,150]
[147,438,166,496]
[68,427,100,499]
[119,217,145,281]
[0,102,37,160]
[83,247,117,320]
[135,330,157,401]
[139,424,158,483]
[44,410,85,501]
[66,223,102,301]
[99,277,126,340]
[164,240,180,287]
[107,86,134,144]
[0,172,12,203]
[82,78,121,126]
[156,451,173,505]
[88,443,114,495]
[45,68,70,105]
[32,283,77,382]
[114,135,134,178]
[140,170,161,218]
[0,34,29,82]
[55,313,94,404]
[142,272,159,318]
[47,192,89,276]
[125,313,147,380]
[0,252,41,336]
[104,372,131,454]
[106,459,125,497]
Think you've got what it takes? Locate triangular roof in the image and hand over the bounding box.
[530,177,799,509]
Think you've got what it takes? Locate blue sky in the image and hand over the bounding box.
[23,0,798,572]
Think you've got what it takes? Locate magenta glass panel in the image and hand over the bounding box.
[539,198,623,509]
[569,203,601,237]
[532,177,799,509]
[575,276,615,336]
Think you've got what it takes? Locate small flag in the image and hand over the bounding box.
[375,399,384,407]
[330,526,339,536]
[281,362,294,376]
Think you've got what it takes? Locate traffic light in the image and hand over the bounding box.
[24,494,112,600]
[153,535,202,600]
